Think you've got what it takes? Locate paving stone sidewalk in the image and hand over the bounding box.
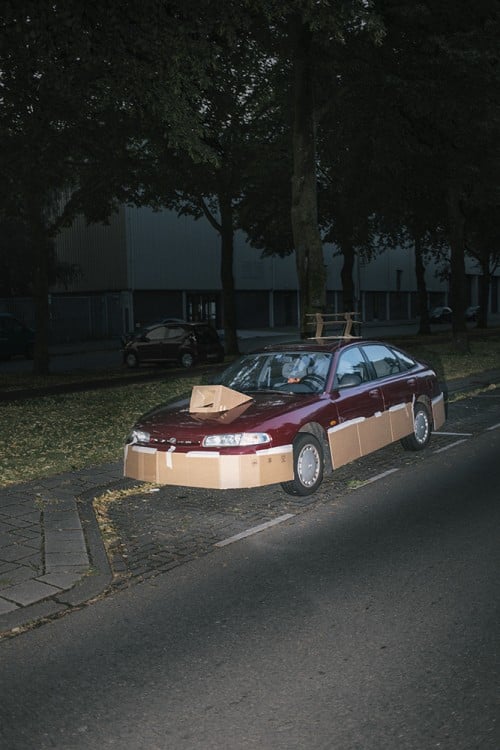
[0,463,125,635]
[1,367,499,637]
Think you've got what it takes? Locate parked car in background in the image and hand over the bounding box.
[465,305,480,321]
[0,313,35,360]
[122,320,224,368]
[121,318,186,346]
[125,338,445,496]
[429,306,453,323]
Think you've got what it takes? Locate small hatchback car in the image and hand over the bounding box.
[122,321,224,368]
[0,313,35,360]
[124,338,445,496]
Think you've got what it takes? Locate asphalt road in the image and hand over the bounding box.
[0,407,498,749]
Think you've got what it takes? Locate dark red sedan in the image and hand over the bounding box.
[124,339,445,495]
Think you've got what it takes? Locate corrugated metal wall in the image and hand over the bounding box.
[53,207,128,292]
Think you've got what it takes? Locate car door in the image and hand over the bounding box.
[360,343,415,442]
[327,345,388,470]
[163,324,190,361]
[138,325,169,361]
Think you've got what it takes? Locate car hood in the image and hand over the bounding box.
[133,391,321,444]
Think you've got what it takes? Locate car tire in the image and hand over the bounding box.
[180,351,195,368]
[125,351,139,368]
[281,433,324,496]
[401,402,431,451]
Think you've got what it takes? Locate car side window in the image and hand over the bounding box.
[362,344,401,379]
[146,326,168,341]
[165,326,185,339]
[334,347,368,388]
[391,347,417,371]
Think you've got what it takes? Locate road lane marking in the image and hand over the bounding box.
[433,431,473,436]
[433,439,469,453]
[486,422,500,431]
[362,468,399,484]
[215,514,295,547]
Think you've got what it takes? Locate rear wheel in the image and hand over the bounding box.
[180,351,195,368]
[401,402,431,451]
[125,351,139,368]
[281,433,324,496]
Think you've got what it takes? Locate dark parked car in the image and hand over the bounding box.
[0,313,35,360]
[125,338,445,495]
[122,320,224,369]
[429,306,452,323]
[465,305,480,321]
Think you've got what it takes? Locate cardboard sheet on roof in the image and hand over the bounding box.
[189,384,252,414]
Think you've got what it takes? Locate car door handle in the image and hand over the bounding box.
[406,378,416,387]
[368,389,381,398]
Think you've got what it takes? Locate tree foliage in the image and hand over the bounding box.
[0,0,220,371]
[1,0,498,364]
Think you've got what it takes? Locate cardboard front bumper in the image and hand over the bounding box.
[124,443,294,489]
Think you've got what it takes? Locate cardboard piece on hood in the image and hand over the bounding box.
[189,384,252,414]
[190,398,253,424]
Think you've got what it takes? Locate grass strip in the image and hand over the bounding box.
[0,376,200,487]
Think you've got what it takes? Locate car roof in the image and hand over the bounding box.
[250,338,411,357]
[253,339,358,355]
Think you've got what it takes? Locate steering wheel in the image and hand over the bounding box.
[300,374,325,392]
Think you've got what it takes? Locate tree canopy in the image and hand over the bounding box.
[1,0,499,367]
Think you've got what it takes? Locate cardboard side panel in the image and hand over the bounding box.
[357,411,391,454]
[328,406,405,471]
[389,402,413,441]
[124,444,294,489]
[328,420,363,469]
[432,393,446,430]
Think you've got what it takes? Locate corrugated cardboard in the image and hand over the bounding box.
[389,401,414,441]
[432,393,446,430]
[190,399,252,424]
[328,401,414,470]
[189,385,252,414]
[124,444,294,489]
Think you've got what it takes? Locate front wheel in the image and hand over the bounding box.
[180,350,195,368]
[401,402,431,451]
[281,433,324,496]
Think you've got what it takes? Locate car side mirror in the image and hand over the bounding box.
[338,373,362,388]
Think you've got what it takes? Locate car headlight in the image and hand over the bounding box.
[202,432,271,447]
[127,429,151,444]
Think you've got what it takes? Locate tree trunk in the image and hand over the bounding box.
[29,196,51,374]
[477,249,490,329]
[340,242,355,312]
[414,235,431,335]
[446,184,469,352]
[290,18,326,338]
[219,194,239,355]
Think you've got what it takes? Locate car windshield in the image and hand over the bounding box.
[217,352,333,394]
